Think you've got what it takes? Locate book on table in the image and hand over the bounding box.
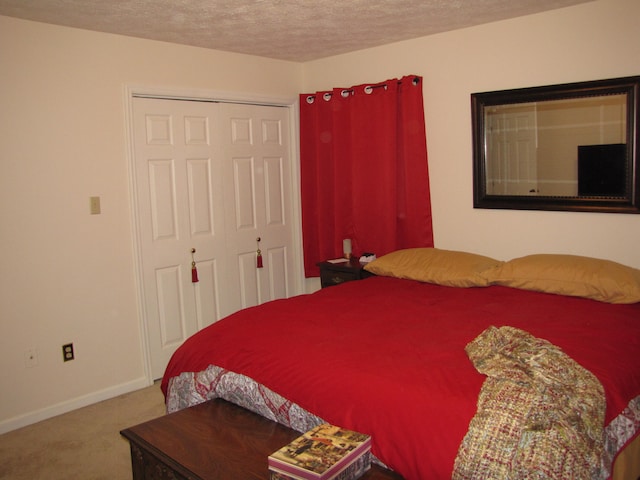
[268,423,372,480]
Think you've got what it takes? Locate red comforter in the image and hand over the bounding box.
[162,276,640,479]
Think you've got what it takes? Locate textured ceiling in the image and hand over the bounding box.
[0,0,593,62]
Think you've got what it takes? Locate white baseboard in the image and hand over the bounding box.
[0,376,152,435]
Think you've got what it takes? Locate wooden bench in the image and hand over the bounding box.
[121,398,403,479]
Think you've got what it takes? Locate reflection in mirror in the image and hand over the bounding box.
[485,95,626,196]
[472,76,640,213]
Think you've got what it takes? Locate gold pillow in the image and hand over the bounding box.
[488,254,640,304]
[364,248,503,287]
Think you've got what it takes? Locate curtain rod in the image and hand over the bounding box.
[305,76,420,104]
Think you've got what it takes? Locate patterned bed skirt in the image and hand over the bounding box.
[166,364,639,479]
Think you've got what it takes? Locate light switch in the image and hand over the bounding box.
[90,196,101,215]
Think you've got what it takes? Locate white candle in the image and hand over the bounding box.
[343,239,352,258]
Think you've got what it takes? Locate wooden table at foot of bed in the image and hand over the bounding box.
[121,398,403,480]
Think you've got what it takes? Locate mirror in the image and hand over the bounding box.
[472,76,640,213]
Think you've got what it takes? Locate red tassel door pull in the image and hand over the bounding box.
[256,237,264,268]
[191,248,199,283]
[191,261,199,282]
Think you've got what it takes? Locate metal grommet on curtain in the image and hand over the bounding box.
[306,95,315,104]
[340,89,350,98]
[412,77,420,85]
[364,86,373,94]
[323,92,332,101]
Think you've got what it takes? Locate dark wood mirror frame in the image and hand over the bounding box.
[472,76,640,214]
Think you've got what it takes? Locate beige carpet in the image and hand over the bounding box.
[0,382,166,480]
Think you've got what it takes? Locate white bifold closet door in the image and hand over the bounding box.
[132,97,296,379]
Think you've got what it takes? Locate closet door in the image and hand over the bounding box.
[133,97,228,378]
[132,97,296,379]
[219,102,295,311]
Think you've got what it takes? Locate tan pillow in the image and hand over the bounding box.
[364,248,503,287]
[488,254,640,304]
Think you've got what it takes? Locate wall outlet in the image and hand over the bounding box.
[62,343,75,362]
[24,348,39,368]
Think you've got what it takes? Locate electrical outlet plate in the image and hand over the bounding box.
[62,343,74,362]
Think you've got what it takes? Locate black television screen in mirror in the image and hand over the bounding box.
[578,143,626,197]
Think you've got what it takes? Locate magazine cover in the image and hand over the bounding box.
[268,424,371,480]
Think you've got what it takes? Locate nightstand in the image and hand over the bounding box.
[317,258,373,288]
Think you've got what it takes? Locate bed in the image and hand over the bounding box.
[161,249,640,479]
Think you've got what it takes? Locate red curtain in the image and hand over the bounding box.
[300,75,434,277]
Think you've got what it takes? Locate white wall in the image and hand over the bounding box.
[302,0,640,269]
[2,0,639,433]
[0,15,302,432]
